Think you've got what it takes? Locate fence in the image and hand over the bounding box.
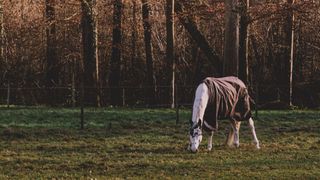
[1,84,317,129]
[0,85,196,108]
[1,83,318,108]
[0,85,196,128]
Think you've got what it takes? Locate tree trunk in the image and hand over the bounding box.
[0,0,3,66]
[280,0,294,106]
[239,0,250,85]
[224,0,240,76]
[142,0,156,106]
[131,0,137,70]
[0,0,4,84]
[224,0,240,147]
[166,0,175,108]
[288,0,295,106]
[45,0,59,105]
[192,44,201,85]
[109,0,122,106]
[81,0,100,107]
[175,2,222,75]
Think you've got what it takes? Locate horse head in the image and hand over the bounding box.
[189,119,203,153]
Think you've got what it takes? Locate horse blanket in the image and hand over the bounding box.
[202,76,252,131]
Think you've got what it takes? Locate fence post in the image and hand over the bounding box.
[80,83,85,130]
[122,87,125,106]
[255,84,259,119]
[6,81,10,108]
[176,105,179,125]
[81,105,84,129]
[175,85,179,124]
[71,63,76,107]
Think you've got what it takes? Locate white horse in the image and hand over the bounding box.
[188,77,260,153]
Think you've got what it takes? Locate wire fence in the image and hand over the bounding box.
[1,84,318,129]
[0,85,197,128]
[0,85,196,108]
[0,83,318,108]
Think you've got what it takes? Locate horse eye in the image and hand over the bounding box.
[189,130,193,135]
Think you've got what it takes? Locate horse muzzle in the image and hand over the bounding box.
[190,146,199,153]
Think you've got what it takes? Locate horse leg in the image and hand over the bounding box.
[227,120,241,148]
[233,121,241,148]
[248,118,260,149]
[207,131,214,151]
[226,126,235,147]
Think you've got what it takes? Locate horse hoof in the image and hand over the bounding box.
[253,141,260,149]
[234,142,240,148]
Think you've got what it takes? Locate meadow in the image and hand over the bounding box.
[0,107,319,179]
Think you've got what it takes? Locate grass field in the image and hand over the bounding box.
[0,107,319,179]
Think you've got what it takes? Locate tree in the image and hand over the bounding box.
[224,0,240,147]
[224,0,240,77]
[278,0,295,106]
[109,0,123,106]
[288,0,295,106]
[239,0,250,85]
[166,0,175,108]
[142,0,156,105]
[45,0,59,105]
[0,0,3,64]
[81,0,100,106]
[175,2,222,75]
[131,0,137,70]
[0,0,5,87]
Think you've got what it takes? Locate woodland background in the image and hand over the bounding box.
[0,0,319,108]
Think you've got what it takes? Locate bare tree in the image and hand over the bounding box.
[166,0,175,108]
[224,0,240,147]
[45,0,59,105]
[288,0,295,106]
[0,0,5,87]
[109,0,123,106]
[1,0,319,107]
[278,0,295,106]
[175,2,222,75]
[142,0,156,105]
[131,0,137,70]
[0,0,3,65]
[81,0,100,106]
[224,0,240,76]
[239,0,250,85]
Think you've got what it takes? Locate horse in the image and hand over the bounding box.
[188,76,260,153]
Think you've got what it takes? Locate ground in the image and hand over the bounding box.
[0,107,319,179]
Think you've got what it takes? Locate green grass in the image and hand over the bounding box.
[0,107,319,179]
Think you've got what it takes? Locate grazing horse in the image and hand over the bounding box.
[188,76,260,152]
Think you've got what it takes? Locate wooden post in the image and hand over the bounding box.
[175,85,179,125]
[80,105,84,130]
[122,87,125,106]
[175,105,179,125]
[80,82,84,130]
[6,81,10,108]
[71,60,76,107]
[255,84,259,119]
